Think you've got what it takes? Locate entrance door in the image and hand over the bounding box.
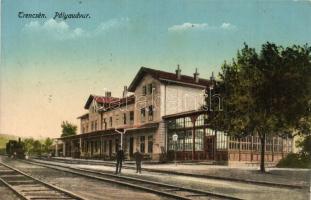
[90,141,93,156]
[205,136,215,160]
[129,137,134,158]
[109,140,112,158]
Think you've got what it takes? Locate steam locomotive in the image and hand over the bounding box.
[6,138,25,159]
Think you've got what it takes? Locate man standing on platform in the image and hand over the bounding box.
[115,145,124,174]
[133,148,143,174]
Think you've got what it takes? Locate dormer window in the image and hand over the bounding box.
[103,118,107,130]
[141,108,146,122]
[91,104,97,113]
[148,105,154,121]
[147,83,154,95]
[142,85,147,96]
[130,111,134,122]
[123,113,127,124]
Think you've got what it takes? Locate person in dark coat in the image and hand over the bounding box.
[115,145,124,174]
[133,148,143,174]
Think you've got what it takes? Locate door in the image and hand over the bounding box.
[90,141,93,156]
[205,136,215,160]
[109,140,112,158]
[129,137,134,158]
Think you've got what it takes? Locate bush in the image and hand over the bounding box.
[276,153,311,168]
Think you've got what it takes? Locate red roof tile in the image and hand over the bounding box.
[84,95,120,109]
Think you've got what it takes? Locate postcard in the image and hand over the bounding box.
[0,0,310,200]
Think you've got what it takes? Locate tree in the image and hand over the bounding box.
[214,42,311,172]
[43,137,53,153]
[61,121,77,138]
[297,135,311,158]
[23,138,35,155]
[32,140,42,156]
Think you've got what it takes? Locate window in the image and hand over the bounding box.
[130,111,134,121]
[86,124,88,132]
[101,117,104,130]
[123,113,127,124]
[140,136,145,153]
[273,137,282,152]
[110,117,113,127]
[148,136,153,153]
[184,117,192,128]
[195,129,204,151]
[147,83,153,94]
[196,114,207,126]
[185,130,192,151]
[115,114,119,126]
[176,118,185,129]
[103,118,107,130]
[142,85,147,96]
[216,131,229,149]
[148,105,153,121]
[141,108,146,122]
[206,128,215,136]
[167,120,176,129]
[91,121,94,131]
[168,130,192,151]
[94,121,97,131]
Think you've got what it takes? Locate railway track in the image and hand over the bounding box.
[42,157,306,190]
[24,159,243,200]
[0,162,87,200]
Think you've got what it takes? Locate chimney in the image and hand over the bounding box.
[210,72,215,81]
[176,64,181,80]
[123,86,128,98]
[209,72,215,89]
[105,91,112,97]
[194,68,200,83]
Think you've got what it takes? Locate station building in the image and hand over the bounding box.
[55,66,293,165]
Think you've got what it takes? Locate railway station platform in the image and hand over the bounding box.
[42,157,310,188]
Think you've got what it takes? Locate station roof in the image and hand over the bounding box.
[56,122,159,141]
[84,95,120,109]
[163,109,208,119]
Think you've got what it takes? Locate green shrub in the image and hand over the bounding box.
[276,153,311,168]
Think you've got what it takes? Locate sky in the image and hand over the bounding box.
[1,0,311,139]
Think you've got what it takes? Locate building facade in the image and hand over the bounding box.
[164,110,293,165]
[55,66,292,165]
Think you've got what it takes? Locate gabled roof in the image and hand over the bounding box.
[98,94,136,112]
[128,67,211,92]
[84,95,119,109]
[77,113,89,119]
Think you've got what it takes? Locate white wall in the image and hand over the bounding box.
[160,84,205,116]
